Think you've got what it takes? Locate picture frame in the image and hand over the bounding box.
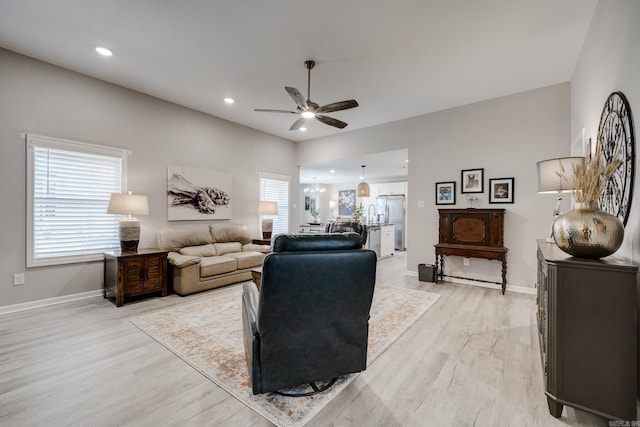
[435,181,456,205]
[489,177,514,204]
[338,189,356,216]
[461,168,484,193]
[167,166,232,220]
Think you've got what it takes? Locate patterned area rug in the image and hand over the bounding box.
[131,284,440,427]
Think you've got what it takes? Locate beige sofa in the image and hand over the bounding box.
[157,223,269,296]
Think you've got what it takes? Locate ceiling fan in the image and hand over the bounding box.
[254,60,359,131]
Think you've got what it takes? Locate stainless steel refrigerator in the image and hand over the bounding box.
[376,194,405,251]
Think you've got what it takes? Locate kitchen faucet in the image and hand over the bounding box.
[367,204,376,224]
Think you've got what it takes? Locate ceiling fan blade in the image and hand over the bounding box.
[285,87,307,110]
[254,108,298,114]
[316,115,348,129]
[289,117,307,131]
[316,100,359,114]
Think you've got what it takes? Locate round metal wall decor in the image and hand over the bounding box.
[597,91,635,226]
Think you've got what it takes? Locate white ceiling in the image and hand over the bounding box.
[0,0,597,182]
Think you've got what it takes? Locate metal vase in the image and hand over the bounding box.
[552,202,624,258]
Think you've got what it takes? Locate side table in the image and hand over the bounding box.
[252,238,271,246]
[251,267,262,290]
[103,248,169,307]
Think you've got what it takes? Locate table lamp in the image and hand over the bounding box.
[107,191,149,251]
[536,157,584,242]
[258,201,278,239]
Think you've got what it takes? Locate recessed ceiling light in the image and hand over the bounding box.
[95,46,113,57]
[329,169,335,173]
[224,97,234,104]
[299,127,307,132]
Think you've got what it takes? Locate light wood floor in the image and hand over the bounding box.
[0,252,626,426]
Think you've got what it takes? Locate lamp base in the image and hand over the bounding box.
[119,218,140,252]
[261,218,273,241]
[120,239,140,252]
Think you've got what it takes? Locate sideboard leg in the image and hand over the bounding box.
[438,255,444,283]
[546,396,563,418]
[501,259,507,294]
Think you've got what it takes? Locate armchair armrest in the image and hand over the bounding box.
[167,251,201,268]
[242,282,259,334]
[242,281,261,391]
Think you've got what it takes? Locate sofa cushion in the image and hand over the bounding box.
[226,251,265,270]
[180,244,217,257]
[243,243,271,254]
[157,224,213,251]
[214,242,243,255]
[200,256,237,278]
[210,223,251,244]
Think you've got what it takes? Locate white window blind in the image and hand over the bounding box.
[27,134,126,267]
[259,172,289,235]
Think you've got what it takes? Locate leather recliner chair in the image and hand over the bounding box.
[324,221,368,245]
[241,233,377,395]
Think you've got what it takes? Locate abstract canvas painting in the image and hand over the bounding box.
[167,166,232,220]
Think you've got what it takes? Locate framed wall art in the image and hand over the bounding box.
[435,181,456,205]
[338,189,356,216]
[167,166,232,221]
[461,168,484,193]
[489,177,514,204]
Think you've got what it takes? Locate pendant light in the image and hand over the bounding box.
[357,165,370,197]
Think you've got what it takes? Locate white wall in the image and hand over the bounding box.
[571,0,640,262]
[297,84,572,290]
[0,49,297,307]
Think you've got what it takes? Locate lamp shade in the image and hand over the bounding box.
[536,157,584,193]
[357,165,370,197]
[258,200,278,216]
[107,193,149,216]
[357,181,370,197]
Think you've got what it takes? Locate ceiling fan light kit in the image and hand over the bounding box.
[254,60,359,131]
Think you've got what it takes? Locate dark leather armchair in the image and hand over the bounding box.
[241,233,377,395]
[325,221,368,245]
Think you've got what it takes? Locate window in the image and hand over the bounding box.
[258,172,289,235]
[27,134,127,267]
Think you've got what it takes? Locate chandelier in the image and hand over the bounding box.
[304,177,326,195]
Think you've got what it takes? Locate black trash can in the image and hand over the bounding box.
[418,263,436,282]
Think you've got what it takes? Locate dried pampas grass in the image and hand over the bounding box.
[558,142,622,204]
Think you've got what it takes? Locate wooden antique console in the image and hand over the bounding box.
[434,208,508,294]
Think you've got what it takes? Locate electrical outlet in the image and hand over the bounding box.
[463,258,470,266]
[13,273,25,286]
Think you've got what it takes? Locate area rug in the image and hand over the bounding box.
[131,284,439,427]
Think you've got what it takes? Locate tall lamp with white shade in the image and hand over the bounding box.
[259,201,278,240]
[107,191,149,251]
[536,157,584,242]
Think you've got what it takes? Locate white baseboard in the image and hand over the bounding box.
[0,289,103,316]
[406,270,536,295]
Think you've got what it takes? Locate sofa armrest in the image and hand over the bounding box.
[167,251,201,268]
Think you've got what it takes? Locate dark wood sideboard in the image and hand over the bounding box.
[434,208,508,294]
[536,240,638,420]
[103,249,168,307]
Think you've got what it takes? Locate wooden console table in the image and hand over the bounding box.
[434,208,508,294]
